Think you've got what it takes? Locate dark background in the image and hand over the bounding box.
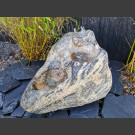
[1,17,135,64]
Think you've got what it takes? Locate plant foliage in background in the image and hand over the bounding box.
[125,17,135,77]
[0,17,80,62]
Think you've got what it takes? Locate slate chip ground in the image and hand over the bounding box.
[0,78,21,93]
[69,101,99,118]
[11,106,26,118]
[45,110,69,118]
[11,66,41,80]
[0,60,135,118]
[101,93,135,118]
[0,92,4,109]
[2,98,19,114]
[109,61,124,95]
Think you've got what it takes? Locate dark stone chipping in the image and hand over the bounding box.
[12,66,40,80]
[11,106,26,117]
[109,61,124,95]
[2,98,19,114]
[45,110,69,118]
[101,93,135,118]
[0,77,21,93]
[23,112,45,118]
[4,80,30,102]
[70,101,99,118]
[0,92,4,109]
[27,60,45,67]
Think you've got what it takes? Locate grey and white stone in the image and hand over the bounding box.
[101,93,135,118]
[20,27,112,114]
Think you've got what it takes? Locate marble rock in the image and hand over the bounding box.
[20,27,112,114]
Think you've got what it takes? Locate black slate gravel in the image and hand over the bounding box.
[12,66,41,80]
[0,60,134,118]
[0,92,4,109]
[4,80,30,102]
[109,61,124,95]
[69,101,99,118]
[2,98,19,114]
[11,106,26,118]
[101,93,135,118]
[0,77,21,93]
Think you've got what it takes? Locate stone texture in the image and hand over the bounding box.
[46,110,69,118]
[23,112,45,118]
[11,106,25,117]
[4,80,30,102]
[0,42,25,72]
[23,112,32,118]
[0,70,21,93]
[109,61,124,95]
[0,77,21,93]
[70,101,99,118]
[29,60,45,67]
[12,65,41,80]
[2,98,19,114]
[101,93,135,118]
[0,92,4,109]
[20,27,112,114]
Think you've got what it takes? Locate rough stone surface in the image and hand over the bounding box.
[101,93,135,118]
[4,80,30,102]
[0,76,21,93]
[109,61,124,95]
[11,106,25,117]
[0,92,4,109]
[2,98,19,114]
[46,110,69,118]
[20,27,112,114]
[70,101,99,118]
[12,66,41,80]
[23,112,45,118]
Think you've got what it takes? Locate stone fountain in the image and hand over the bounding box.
[20,27,112,114]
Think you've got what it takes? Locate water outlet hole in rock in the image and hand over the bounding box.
[33,68,68,91]
[71,52,95,63]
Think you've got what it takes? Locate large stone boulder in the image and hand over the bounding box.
[20,27,112,114]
